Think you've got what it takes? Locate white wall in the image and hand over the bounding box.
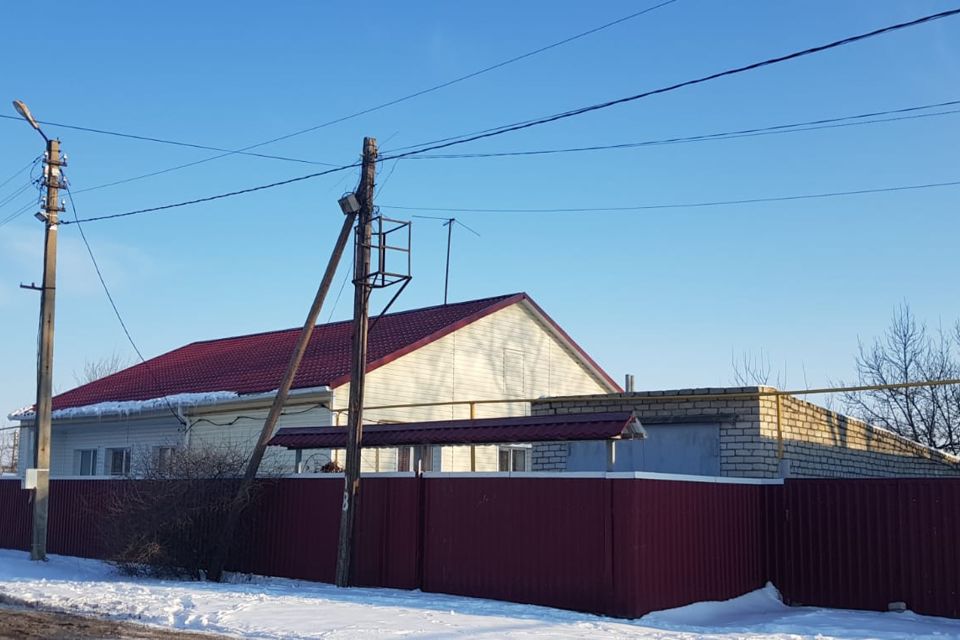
[186,401,332,474]
[332,301,614,471]
[28,414,184,477]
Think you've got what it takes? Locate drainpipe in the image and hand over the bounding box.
[469,402,477,472]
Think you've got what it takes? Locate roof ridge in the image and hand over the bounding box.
[183,292,524,348]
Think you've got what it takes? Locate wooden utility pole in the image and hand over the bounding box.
[335,136,377,587]
[206,180,361,583]
[31,137,61,561]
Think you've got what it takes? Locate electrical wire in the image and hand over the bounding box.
[0,196,40,229]
[326,266,353,324]
[64,181,187,427]
[388,9,960,159]
[0,114,338,167]
[0,162,43,228]
[52,1,678,197]
[383,8,960,158]
[0,181,36,210]
[0,157,40,192]
[62,8,960,226]
[62,161,360,225]
[186,401,330,429]
[381,178,960,213]
[403,103,960,160]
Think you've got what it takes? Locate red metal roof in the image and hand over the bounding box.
[50,294,522,411]
[268,412,641,448]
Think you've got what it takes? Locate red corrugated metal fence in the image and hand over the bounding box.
[772,478,960,618]
[1,475,959,619]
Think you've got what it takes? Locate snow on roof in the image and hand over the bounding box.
[10,391,240,421]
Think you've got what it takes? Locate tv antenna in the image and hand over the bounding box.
[413,214,480,304]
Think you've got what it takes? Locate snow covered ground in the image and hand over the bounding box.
[0,549,958,639]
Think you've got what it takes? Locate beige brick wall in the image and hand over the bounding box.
[761,394,959,478]
[532,387,960,478]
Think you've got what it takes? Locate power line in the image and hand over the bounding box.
[63,161,360,225]
[0,157,39,192]
[0,195,40,229]
[402,102,960,160]
[0,181,36,210]
[0,114,338,167]
[381,178,960,213]
[56,1,678,197]
[386,8,960,158]
[62,8,960,227]
[64,181,186,427]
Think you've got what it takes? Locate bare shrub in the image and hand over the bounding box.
[101,445,260,580]
[73,351,131,386]
[841,304,960,454]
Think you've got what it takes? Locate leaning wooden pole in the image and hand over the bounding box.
[207,206,358,582]
[335,136,377,587]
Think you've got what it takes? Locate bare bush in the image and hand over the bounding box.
[0,429,18,474]
[101,445,260,580]
[731,348,784,388]
[74,351,131,386]
[841,304,960,454]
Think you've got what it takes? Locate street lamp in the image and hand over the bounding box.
[12,100,48,141]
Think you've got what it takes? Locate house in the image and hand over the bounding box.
[530,387,960,478]
[10,293,619,477]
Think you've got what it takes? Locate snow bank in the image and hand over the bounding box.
[1,549,959,639]
[642,583,789,628]
[640,583,960,640]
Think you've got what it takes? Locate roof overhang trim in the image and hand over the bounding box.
[269,411,644,449]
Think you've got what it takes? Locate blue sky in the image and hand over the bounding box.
[1,0,959,424]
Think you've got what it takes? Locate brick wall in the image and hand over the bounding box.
[761,393,959,477]
[532,387,960,478]
[530,442,568,471]
[532,388,765,477]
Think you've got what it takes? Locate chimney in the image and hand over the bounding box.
[624,374,635,393]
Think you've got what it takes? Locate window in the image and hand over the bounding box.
[417,446,434,472]
[154,446,176,473]
[107,448,131,476]
[397,447,411,472]
[74,449,98,476]
[498,445,529,472]
[397,446,433,472]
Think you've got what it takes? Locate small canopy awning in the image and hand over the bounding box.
[268,411,645,450]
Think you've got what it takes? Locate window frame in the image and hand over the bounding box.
[74,449,98,476]
[106,447,131,476]
[498,444,531,472]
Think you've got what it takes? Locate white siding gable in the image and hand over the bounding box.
[330,300,614,471]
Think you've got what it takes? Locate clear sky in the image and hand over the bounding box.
[1,0,959,425]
